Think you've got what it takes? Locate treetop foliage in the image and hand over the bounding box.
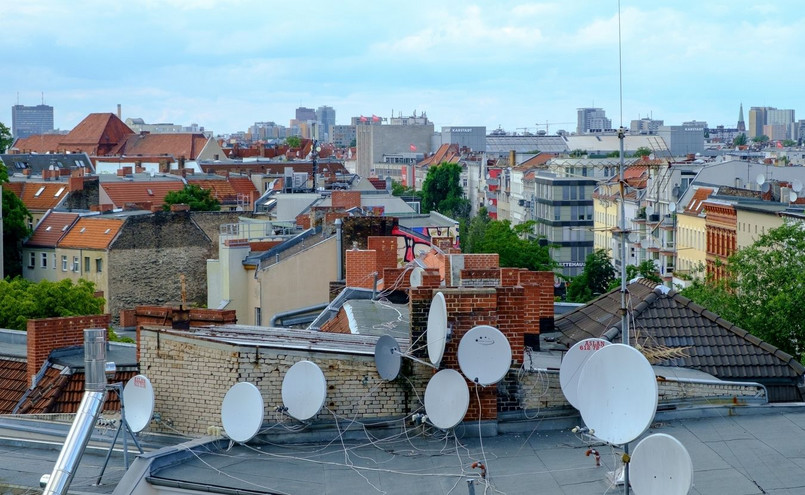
[0,278,106,330]
[420,162,470,219]
[461,209,554,272]
[163,184,221,211]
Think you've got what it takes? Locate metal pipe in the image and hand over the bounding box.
[42,328,108,495]
[335,218,343,281]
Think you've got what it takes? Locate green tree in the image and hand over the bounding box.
[1,159,33,278]
[733,133,747,146]
[285,136,301,148]
[634,146,652,158]
[0,278,105,330]
[391,180,418,198]
[783,139,796,147]
[462,213,553,271]
[569,149,587,158]
[420,162,470,219]
[680,223,805,361]
[566,249,615,303]
[163,184,221,211]
[608,260,662,290]
[0,122,12,153]
[752,135,770,144]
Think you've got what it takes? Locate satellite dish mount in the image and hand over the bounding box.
[95,376,148,484]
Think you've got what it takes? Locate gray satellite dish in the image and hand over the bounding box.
[427,292,448,366]
[791,191,799,203]
[576,344,658,446]
[762,182,771,193]
[424,369,470,430]
[122,375,154,433]
[457,325,512,386]
[374,335,402,380]
[559,339,610,410]
[630,433,693,495]
[756,173,766,185]
[282,361,327,421]
[221,382,264,443]
[668,202,677,213]
[409,267,424,288]
[793,179,803,193]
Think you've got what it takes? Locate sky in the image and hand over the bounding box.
[2,1,803,136]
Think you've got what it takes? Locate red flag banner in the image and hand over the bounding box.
[409,144,417,152]
[372,114,380,122]
[360,115,368,122]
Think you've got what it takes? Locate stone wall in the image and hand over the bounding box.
[140,328,430,436]
[108,211,212,322]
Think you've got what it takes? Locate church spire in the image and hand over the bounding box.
[737,102,746,132]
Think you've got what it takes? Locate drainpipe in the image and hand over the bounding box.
[41,328,108,495]
[335,218,343,281]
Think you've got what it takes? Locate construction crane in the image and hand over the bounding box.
[536,120,575,134]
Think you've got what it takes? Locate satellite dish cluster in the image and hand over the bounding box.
[374,292,513,430]
[559,339,693,494]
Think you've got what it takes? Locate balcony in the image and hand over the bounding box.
[660,241,675,255]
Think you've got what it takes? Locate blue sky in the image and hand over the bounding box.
[2,1,801,135]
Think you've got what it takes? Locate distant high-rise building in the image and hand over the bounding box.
[11,104,54,139]
[748,107,770,139]
[295,107,316,122]
[316,106,336,143]
[630,118,663,135]
[748,107,795,139]
[576,108,611,134]
[737,103,746,133]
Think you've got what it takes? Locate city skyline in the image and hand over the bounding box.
[3,1,803,135]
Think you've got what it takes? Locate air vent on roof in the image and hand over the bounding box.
[147,188,154,196]
[46,226,52,231]
[105,228,111,234]
[80,227,86,233]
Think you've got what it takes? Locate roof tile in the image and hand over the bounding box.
[59,217,124,250]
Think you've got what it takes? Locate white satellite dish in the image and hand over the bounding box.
[756,173,766,186]
[630,433,693,495]
[559,339,610,410]
[374,335,402,381]
[221,382,264,443]
[426,292,448,367]
[122,375,154,433]
[457,325,512,386]
[576,344,658,446]
[645,205,654,216]
[668,202,677,213]
[761,182,771,193]
[791,191,799,203]
[793,179,803,192]
[282,360,327,421]
[409,267,424,288]
[424,369,470,430]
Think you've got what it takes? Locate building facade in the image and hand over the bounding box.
[576,108,611,134]
[11,104,54,139]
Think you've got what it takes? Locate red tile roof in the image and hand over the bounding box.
[112,133,210,160]
[101,180,185,208]
[9,181,71,211]
[24,212,79,248]
[15,365,136,414]
[0,359,27,414]
[417,144,461,168]
[12,134,64,154]
[12,113,134,155]
[187,177,258,204]
[685,187,714,214]
[59,217,125,250]
[517,153,554,168]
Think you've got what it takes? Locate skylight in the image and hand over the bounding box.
[46,226,52,231]
[105,228,111,234]
[147,188,154,196]
[80,227,86,233]
[34,186,45,197]
[55,186,66,197]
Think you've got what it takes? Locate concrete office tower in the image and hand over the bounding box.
[316,106,336,143]
[576,108,611,134]
[12,104,54,139]
[355,113,433,179]
[295,107,316,122]
[440,126,486,151]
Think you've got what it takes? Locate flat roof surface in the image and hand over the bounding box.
[144,405,805,494]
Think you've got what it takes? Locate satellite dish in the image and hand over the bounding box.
[792,191,799,203]
[645,205,654,216]
[374,335,402,381]
[793,179,803,192]
[122,375,154,433]
[756,173,766,186]
[457,325,512,386]
[668,202,677,213]
[409,267,424,288]
[424,369,470,429]
[762,182,771,193]
[576,344,658,446]
[282,360,327,421]
[559,339,610,410]
[630,433,693,495]
[221,382,264,443]
[426,292,448,367]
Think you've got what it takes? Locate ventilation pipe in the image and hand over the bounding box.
[335,218,343,281]
[41,328,108,495]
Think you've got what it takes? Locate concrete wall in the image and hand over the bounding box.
[255,235,338,326]
[140,328,429,436]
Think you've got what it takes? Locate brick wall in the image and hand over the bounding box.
[463,253,499,270]
[139,328,430,436]
[345,249,377,289]
[332,191,361,210]
[460,269,500,287]
[319,309,352,334]
[368,236,398,273]
[26,314,111,385]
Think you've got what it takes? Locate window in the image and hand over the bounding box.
[28,252,35,268]
[255,308,262,326]
[95,258,103,273]
[52,253,56,269]
[72,256,79,272]
[41,252,48,268]
[84,257,90,273]
[62,255,68,271]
